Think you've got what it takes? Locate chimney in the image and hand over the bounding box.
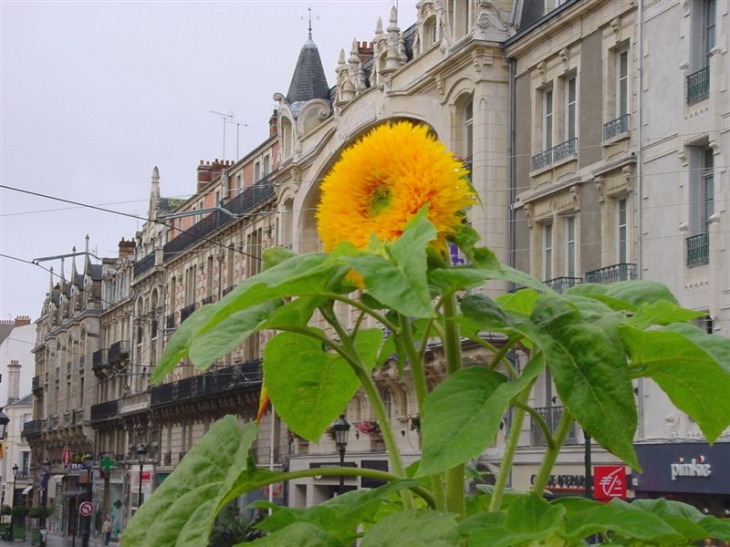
[13,316,30,327]
[118,238,136,260]
[358,41,374,64]
[7,360,21,404]
[197,160,228,193]
[269,109,278,138]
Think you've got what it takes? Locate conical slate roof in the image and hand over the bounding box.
[286,36,330,105]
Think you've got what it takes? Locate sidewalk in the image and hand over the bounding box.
[0,532,109,547]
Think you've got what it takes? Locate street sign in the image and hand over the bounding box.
[62,446,71,467]
[594,465,627,500]
[79,501,94,517]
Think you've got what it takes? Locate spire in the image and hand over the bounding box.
[60,256,66,285]
[286,25,330,107]
[149,166,161,219]
[84,234,92,277]
[49,266,54,295]
[71,246,78,282]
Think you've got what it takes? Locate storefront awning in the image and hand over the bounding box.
[51,474,64,483]
[22,485,33,494]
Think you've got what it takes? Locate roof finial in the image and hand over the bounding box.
[307,6,313,40]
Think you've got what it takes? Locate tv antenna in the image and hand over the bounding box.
[209,110,233,161]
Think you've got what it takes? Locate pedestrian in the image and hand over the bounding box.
[101,514,113,546]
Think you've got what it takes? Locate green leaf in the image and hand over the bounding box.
[155,252,346,381]
[496,289,540,317]
[665,323,730,375]
[360,509,460,547]
[341,211,436,318]
[526,297,639,469]
[604,280,679,306]
[429,268,490,294]
[561,502,680,543]
[262,246,298,270]
[698,516,730,541]
[122,417,258,547]
[245,522,344,546]
[460,294,513,330]
[629,301,706,330]
[452,224,500,270]
[263,331,361,441]
[418,356,545,477]
[188,300,280,369]
[625,499,709,541]
[263,297,325,330]
[621,325,730,442]
[354,328,387,372]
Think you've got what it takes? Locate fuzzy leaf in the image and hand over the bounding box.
[360,510,460,547]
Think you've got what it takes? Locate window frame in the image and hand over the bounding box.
[542,86,554,151]
[542,222,554,280]
[564,216,576,278]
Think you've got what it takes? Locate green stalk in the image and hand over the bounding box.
[442,293,465,516]
[398,314,429,411]
[530,410,575,496]
[489,380,535,511]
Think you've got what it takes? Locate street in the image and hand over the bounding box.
[0,533,109,547]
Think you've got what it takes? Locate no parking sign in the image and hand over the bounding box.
[79,501,94,517]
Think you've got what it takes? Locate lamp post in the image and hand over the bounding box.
[136,444,147,511]
[81,454,94,547]
[332,415,350,496]
[11,464,18,540]
[39,459,51,547]
[0,410,8,527]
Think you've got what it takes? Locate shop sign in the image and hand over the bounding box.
[530,474,585,490]
[671,456,711,481]
[594,466,626,500]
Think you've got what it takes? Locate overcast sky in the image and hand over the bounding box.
[0,0,417,323]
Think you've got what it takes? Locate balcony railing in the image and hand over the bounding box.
[180,303,196,324]
[222,286,235,297]
[543,277,582,294]
[108,340,130,364]
[166,314,176,330]
[163,209,232,263]
[202,295,215,306]
[133,252,156,278]
[91,399,120,422]
[603,114,630,141]
[531,138,578,171]
[92,349,108,370]
[687,233,709,267]
[22,420,43,437]
[585,263,637,284]
[687,66,710,106]
[530,406,578,446]
[151,359,263,408]
[224,179,275,217]
[32,376,42,393]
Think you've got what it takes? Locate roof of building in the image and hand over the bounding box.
[286,35,330,106]
[7,393,33,407]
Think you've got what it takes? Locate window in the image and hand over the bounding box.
[688,0,715,104]
[564,75,577,141]
[254,161,261,182]
[565,216,576,277]
[184,265,196,306]
[542,87,554,151]
[206,256,214,298]
[616,198,628,264]
[235,174,242,196]
[542,223,553,280]
[464,99,473,160]
[702,148,714,232]
[227,245,235,290]
[263,155,271,176]
[616,48,629,118]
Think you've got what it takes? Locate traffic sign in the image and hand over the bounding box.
[79,501,94,517]
[62,446,71,467]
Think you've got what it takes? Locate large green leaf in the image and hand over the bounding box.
[621,325,730,442]
[418,356,545,477]
[246,522,344,546]
[122,417,258,547]
[263,331,361,441]
[360,509,460,547]
[154,252,347,381]
[561,502,680,543]
[665,322,730,375]
[604,280,679,306]
[188,300,280,368]
[629,301,706,330]
[526,297,639,469]
[341,212,436,318]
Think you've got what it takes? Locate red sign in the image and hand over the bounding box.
[594,466,627,500]
[62,446,71,467]
[140,471,151,481]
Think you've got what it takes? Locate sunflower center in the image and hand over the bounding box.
[368,186,392,217]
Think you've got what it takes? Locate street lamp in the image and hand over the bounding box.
[39,459,51,547]
[82,454,94,547]
[332,415,350,496]
[11,464,18,540]
[136,444,147,511]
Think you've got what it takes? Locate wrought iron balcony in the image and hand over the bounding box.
[222,286,235,297]
[530,406,579,446]
[603,114,630,141]
[151,359,263,408]
[166,314,176,330]
[92,349,108,370]
[133,252,156,278]
[163,209,233,263]
[224,179,275,217]
[108,340,130,364]
[543,277,582,294]
[585,263,637,284]
[180,303,196,324]
[22,420,43,438]
[91,399,120,422]
[687,66,710,106]
[32,375,42,393]
[531,138,578,171]
[687,233,709,267]
[201,295,215,306]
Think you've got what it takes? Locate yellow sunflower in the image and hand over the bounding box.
[316,122,476,252]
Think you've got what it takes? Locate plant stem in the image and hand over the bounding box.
[530,410,575,496]
[489,380,534,511]
[398,314,428,411]
[442,293,465,516]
